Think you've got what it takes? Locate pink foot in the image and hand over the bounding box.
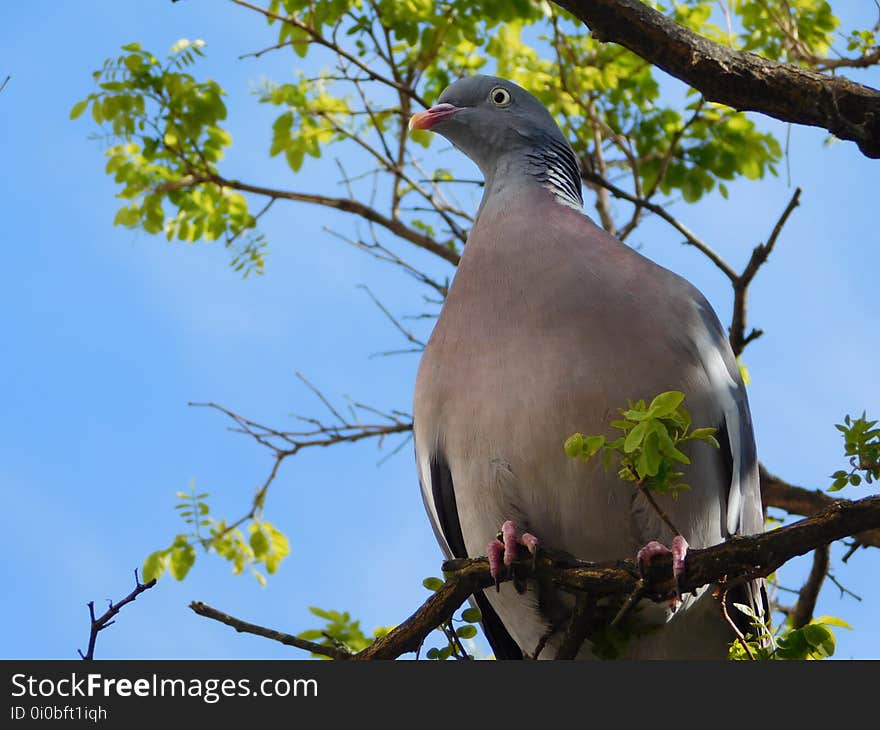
[637,535,689,604]
[487,520,539,590]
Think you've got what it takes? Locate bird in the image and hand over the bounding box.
[409,75,765,659]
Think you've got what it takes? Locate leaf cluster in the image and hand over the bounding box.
[564,391,719,495]
[142,482,291,585]
[729,603,851,660]
[830,412,880,491]
[297,606,392,659]
[71,1,874,276]
[71,40,265,274]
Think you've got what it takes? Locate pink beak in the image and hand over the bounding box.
[408,103,462,131]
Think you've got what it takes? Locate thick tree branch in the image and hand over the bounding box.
[789,544,830,629]
[760,464,880,550]
[191,494,880,659]
[553,595,593,659]
[356,559,499,660]
[555,0,880,158]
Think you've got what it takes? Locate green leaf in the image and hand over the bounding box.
[249,528,269,557]
[776,629,809,659]
[622,408,648,422]
[829,477,848,492]
[456,625,477,639]
[688,427,720,448]
[641,431,662,476]
[409,128,432,148]
[422,577,444,592]
[814,615,853,630]
[624,419,649,453]
[648,390,685,417]
[584,434,605,457]
[70,99,90,120]
[564,433,584,458]
[169,541,196,580]
[142,550,168,582]
[801,624,835,657]
[462,607,482,623]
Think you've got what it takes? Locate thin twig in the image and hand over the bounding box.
[720,587,755,660]
[639,481,681,537]
[730,187,801,356]
[609,583,647,628]
[358,284,426,349]
[186,392,411,545]
[189,601,352,659]
[827,573,863,602]
[78,570,158,660]
[230,0,429,108]
[295,371,347,424]
[238,40,294,60]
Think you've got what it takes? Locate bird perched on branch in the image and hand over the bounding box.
[410,75,764,659]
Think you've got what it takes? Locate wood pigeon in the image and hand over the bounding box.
[410,75,764,659]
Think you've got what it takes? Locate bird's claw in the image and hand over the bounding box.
[637,535,689,607]
[487,520,539,592]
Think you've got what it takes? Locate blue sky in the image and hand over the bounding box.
[2,2,878,660]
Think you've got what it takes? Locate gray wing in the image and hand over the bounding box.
[691,294,763,539]
[413,437,524,659]
[689,293,767,624]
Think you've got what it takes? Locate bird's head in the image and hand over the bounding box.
[409,76,567,171]
[409,75,582,208]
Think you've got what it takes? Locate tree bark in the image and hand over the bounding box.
[760,465,880,549]
[353,494,880,659]
[555,0,880,158]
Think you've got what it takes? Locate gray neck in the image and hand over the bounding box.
[481,136,583,212]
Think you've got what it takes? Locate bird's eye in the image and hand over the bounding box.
[490,87,511,107]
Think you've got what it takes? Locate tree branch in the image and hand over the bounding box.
[78,570,158,661]
[760,464,880,551]
[189,601,352,659]
[189,384,413,545]
[555,0,880,158]
[190,494,880,659]
[199,172,461,266]
[354,558,498,659]
[231,0,430,108]
[729,187,801,356]
[788,543,830,629]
